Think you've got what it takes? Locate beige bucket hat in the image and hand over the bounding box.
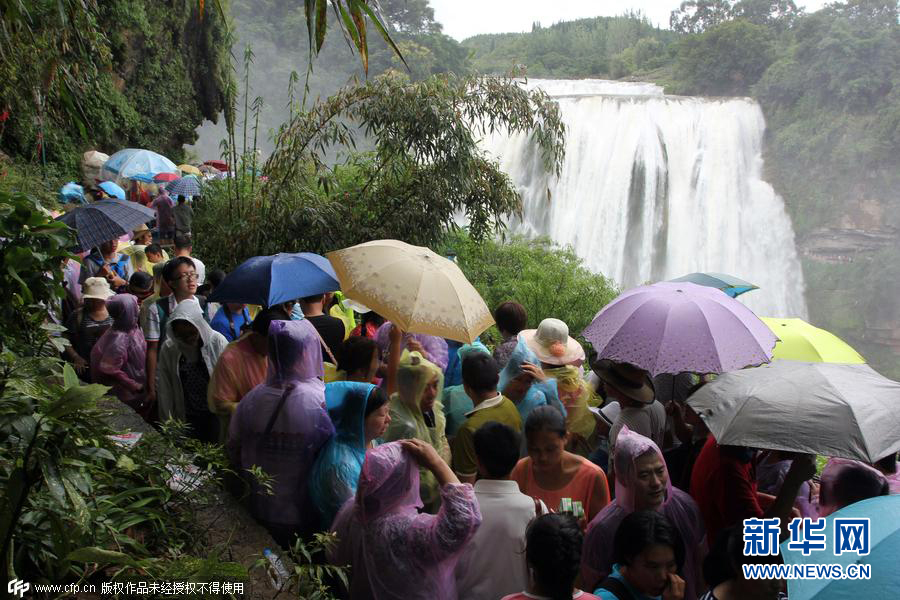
[520,318,586,366]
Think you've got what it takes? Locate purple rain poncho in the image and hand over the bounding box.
[227,319,335,540]
[375,322,449,371]
[581,427,706,598]
[90,294,146,411]
[330,442,481,600]
[309,381,375,529]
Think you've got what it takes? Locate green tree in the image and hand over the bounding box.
[673,19,775,95]
[440,231,619,348]
[670,0,734,34]
[195,72,566,270]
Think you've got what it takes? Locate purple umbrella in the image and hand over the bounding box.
[582,281,778,376]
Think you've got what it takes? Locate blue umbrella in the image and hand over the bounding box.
[208,253,340,308]
[781,495,900,599]
[166,176,202,197]
[667,272,758,298]
[97,181,125,200]
[59,182,85,204]
[101,149,177,181]
[57,200,156,252]
[129,172,156,183]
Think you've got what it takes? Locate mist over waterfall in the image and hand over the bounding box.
[481,79,807,319]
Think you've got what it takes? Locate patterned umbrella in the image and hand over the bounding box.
[101,149,177,183]
[326,239,494,343]
[57,200,155,252]
[583,281,777,376]
[166,176,202,197]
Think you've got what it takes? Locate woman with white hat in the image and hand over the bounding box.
[521,318,597,456]
[63,277,115,382]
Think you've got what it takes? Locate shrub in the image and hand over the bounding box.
[440,231,619,349]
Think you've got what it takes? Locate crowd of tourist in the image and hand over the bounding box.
[58,204,899,600]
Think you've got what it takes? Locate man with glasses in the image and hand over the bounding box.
[141,257,209,418]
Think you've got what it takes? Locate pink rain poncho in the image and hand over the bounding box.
[330,442,481,600]
[375,322,449,371]
[90,294,146,411]
[227,320,335,542]
[581,427,705,598]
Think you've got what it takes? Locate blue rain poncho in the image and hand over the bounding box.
[498,337,566,422]
[310,381,375,528]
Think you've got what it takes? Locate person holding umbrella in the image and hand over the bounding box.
[79,238,133,291]
[689,437,816,544]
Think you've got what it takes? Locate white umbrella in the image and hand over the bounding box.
[326,239,494,343]
[687,361,900,462]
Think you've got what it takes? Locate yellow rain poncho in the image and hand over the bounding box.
[383,351,450,512]
[544,364,597,456]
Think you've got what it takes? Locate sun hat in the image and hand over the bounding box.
[520,317,586,366]
[592,358,655,405]
[132,223,150,235]
[343,298,372,314]
[82,276,115,301]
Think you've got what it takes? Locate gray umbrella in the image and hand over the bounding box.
[56,200,155,252]
[687,360,900,462]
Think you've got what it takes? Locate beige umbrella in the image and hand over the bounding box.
[326,240,494,343]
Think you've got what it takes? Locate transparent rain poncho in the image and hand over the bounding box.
[310,381,376,529]
[90,293,146,410]
[227,320,335,537]
[581,426,706,597]
[330,442,481,600]
[498,337,565,423]
[383,351,449,511]
[541,362,596,453]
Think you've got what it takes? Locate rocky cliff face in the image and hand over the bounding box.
[793,193,900,378]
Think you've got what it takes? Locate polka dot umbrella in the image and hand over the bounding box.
[582,281,778,376]
[326,239,494,344]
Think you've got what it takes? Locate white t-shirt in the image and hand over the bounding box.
[456,479,547,600]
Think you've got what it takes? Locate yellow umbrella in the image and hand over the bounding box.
[326,240,494,343]
[177,164,201,176]
[761,317,865,364]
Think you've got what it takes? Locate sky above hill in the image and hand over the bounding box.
[429,0,831,40]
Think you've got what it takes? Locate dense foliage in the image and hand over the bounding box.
[194,72,566,270]
[440,231,619,348]
[463,13,677,79]
[0,0,231,171]
[0,189,247,591]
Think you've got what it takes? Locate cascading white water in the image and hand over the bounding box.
[481,79,807,318]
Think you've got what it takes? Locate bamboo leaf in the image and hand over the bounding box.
[315,0,328,52]
[66,547,137,567]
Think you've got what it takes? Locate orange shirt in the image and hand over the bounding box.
[511,455,610,522]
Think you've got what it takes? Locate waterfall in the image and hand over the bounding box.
[481,79,807,319]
